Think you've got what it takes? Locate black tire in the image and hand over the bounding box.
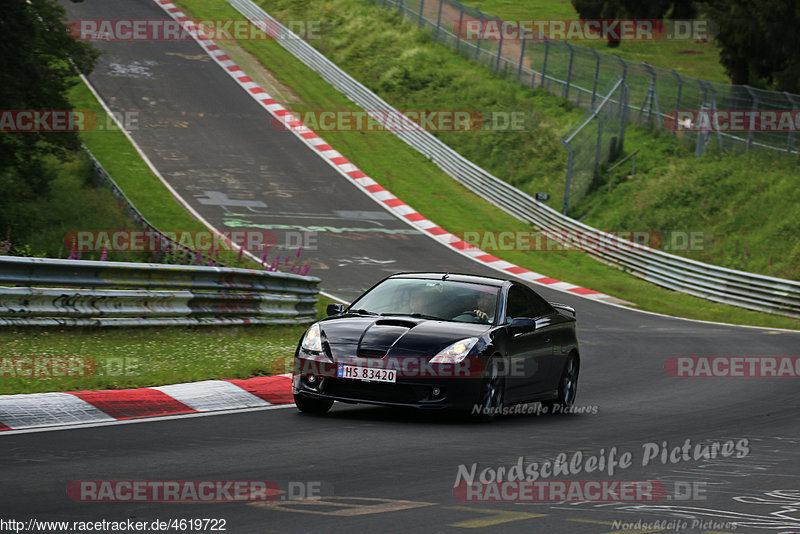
[472,356,505,422]
[294,394,334,414]
[544,354,579,412]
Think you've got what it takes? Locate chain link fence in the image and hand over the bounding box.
[373,0,800,209]
[560,76,628,213]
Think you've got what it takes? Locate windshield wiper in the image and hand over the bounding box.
[380,313,446,321]
[348,308,378,316]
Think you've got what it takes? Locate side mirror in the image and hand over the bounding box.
[326,303,345,316]
[508,317,536,336]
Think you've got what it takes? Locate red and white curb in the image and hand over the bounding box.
[0,375,293,432]
[152,0,618,304]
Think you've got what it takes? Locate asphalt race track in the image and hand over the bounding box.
[2,0,799,532]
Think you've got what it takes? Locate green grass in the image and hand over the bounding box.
[0,288,331,394]
[575,129,800,281]
[4,153,134,260]
[461,0,730,83]
[69,83,209,233]
[0,313,326,396]
[0,326,299,394]
[174,0,799,330]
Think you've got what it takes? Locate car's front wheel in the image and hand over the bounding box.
[472,356,505,422]
[294,394,334,414]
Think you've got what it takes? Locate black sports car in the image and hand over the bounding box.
[292,272,580,420]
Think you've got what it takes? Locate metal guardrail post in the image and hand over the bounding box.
[671,69,683,130]
[434,0,443,42]
[560,138,574,215]
[590,48,600,110]
[563,41,574,100]
[418,0,424,26]
[694,80,709,157]
[540,39,550,88]
[619,81,628,151]
[640,62,657,126]
[615,55,627,84]
[455,5,463,52]
[475,18,483,60]
[745,86,758,151]
[786,91,799,153]
[517,37,526,81]
[705,82,724,151]
[495,22,504,74]
[593,114,604,187]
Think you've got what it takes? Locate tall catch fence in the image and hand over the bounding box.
[375,0,800,209]
[560,76,628,212]
[377,0,800,155]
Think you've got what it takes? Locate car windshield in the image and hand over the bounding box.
[347,278,500,324]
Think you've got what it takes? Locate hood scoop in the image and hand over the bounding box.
[357,322,414,357]
[375,318,418,328]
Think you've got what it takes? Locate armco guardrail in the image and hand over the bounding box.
[226,0,800,319]
[0,256,319,326]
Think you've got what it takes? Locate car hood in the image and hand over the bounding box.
[318,316,491,359]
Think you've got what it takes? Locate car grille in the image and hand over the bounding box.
[323,380,427,404]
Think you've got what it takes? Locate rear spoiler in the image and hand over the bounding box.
[550,302,576,317]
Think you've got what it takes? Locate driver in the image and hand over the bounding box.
[472,291,496,322]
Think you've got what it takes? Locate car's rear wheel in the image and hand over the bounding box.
[294,394,334,414]
[546,354,579,411]
[473,356,505,422]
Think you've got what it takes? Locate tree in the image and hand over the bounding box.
[571,0,697,46]
[0,0,98,236]
[704,0,800,93]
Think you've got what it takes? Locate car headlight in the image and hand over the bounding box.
[430,337,479,364]
[301,323,322,352]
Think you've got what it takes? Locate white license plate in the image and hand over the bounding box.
[337,365,396,383]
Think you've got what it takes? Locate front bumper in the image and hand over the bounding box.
[293,353,486,410]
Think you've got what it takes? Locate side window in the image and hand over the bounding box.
[506,284,552,322]
[506,285,534,321]
[522,286,553,318]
